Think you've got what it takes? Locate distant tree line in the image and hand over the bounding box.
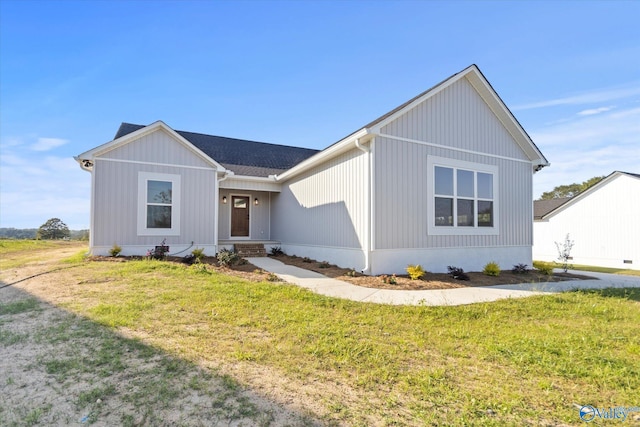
[538,176,605,200]
[1,217,89,240]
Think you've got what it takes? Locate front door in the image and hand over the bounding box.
[231,196,250,237]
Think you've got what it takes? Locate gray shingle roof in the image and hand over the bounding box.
[114,123,320,177]
[533,197,571,220]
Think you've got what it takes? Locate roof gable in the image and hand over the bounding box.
[366,64,548,167]
[76,121,226,172]
[534,171,640,220]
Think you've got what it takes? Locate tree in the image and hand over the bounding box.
[37,218,70,240]
[538,175,605,200]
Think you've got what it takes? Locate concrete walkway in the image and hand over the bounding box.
[246,257,640,306]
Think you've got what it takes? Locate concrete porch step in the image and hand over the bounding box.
[234,243,267,257]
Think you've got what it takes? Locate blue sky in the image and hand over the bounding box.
[1,0,638,229]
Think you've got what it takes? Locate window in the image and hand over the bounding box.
[428,156,498,235]
[138,172,181,235]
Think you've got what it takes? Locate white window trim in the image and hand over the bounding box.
[427,156,499,236]
[137,172,181,236]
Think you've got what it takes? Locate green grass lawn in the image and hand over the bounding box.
[4,241,640,425]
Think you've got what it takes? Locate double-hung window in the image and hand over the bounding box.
[137,172,181,236]
[428,156,498,235]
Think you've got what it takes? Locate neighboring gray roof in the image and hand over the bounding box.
[114,123,320,177]
[534,197,571,220]
[534,171,639,220]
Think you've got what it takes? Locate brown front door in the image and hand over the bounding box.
[231,196,250,237]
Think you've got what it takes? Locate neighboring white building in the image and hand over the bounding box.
[533,171,640,270]
[76,65,549,274]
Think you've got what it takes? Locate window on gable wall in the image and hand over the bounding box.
[428,156,498,235]
[137,172,181,236]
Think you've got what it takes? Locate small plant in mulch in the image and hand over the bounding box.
[270,246,284,257]
[345,269,358,277]
[191,248,205,262]
[447,266,470,281]
[533,261,554,276]
[147,239,169,260]
[266,273,280,282]
[406,264,426,280]
[216,249,240,267]
[302,257,312,263]
[512,263,529,274]
[482,261,501,277]
[109,244,122,257]
[318,261,331,268]
[381,274,398,285]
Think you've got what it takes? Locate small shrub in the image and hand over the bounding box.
[381,274,398,285]
[147,240,169,260]
[447,266,470,281]
[217,249,240,267]
[109,244,122,257]
[266,273,280,282]
[406,264,425,280]
[302,257,312,263]
[345,269,358,277]
[512,263,528,274]
[270,246,284,257]
[483,261,501,277]
[533,261,554,276]
[191,248,205,263]
[318,261,330,268]
[182,254,196,265]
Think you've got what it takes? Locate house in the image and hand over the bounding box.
[76,64,548,274]
[533,171,640,270]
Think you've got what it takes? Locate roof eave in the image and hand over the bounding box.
[275,128,371,182]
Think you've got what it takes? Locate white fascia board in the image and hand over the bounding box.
[275,128,370,182]
[464,69,549,167]
[367,66,473,135]
[75,121,226,172]
[225,174,278,183]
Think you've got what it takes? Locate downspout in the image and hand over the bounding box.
[214,171,233,254]
[354,138,372,274]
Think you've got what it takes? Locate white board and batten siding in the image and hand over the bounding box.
[271,147,369,270]
[533,173,640,270]
[371,76,535,274]
[91,129,218,256]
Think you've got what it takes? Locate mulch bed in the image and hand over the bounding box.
[88,254,596,291]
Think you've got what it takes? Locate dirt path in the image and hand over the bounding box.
[0,244,319,426]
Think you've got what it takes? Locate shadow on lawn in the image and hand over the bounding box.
[0,283,319,427]
[575,287,640,302]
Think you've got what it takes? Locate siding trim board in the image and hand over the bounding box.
[378,133,535,165]
[97,157,217,171]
